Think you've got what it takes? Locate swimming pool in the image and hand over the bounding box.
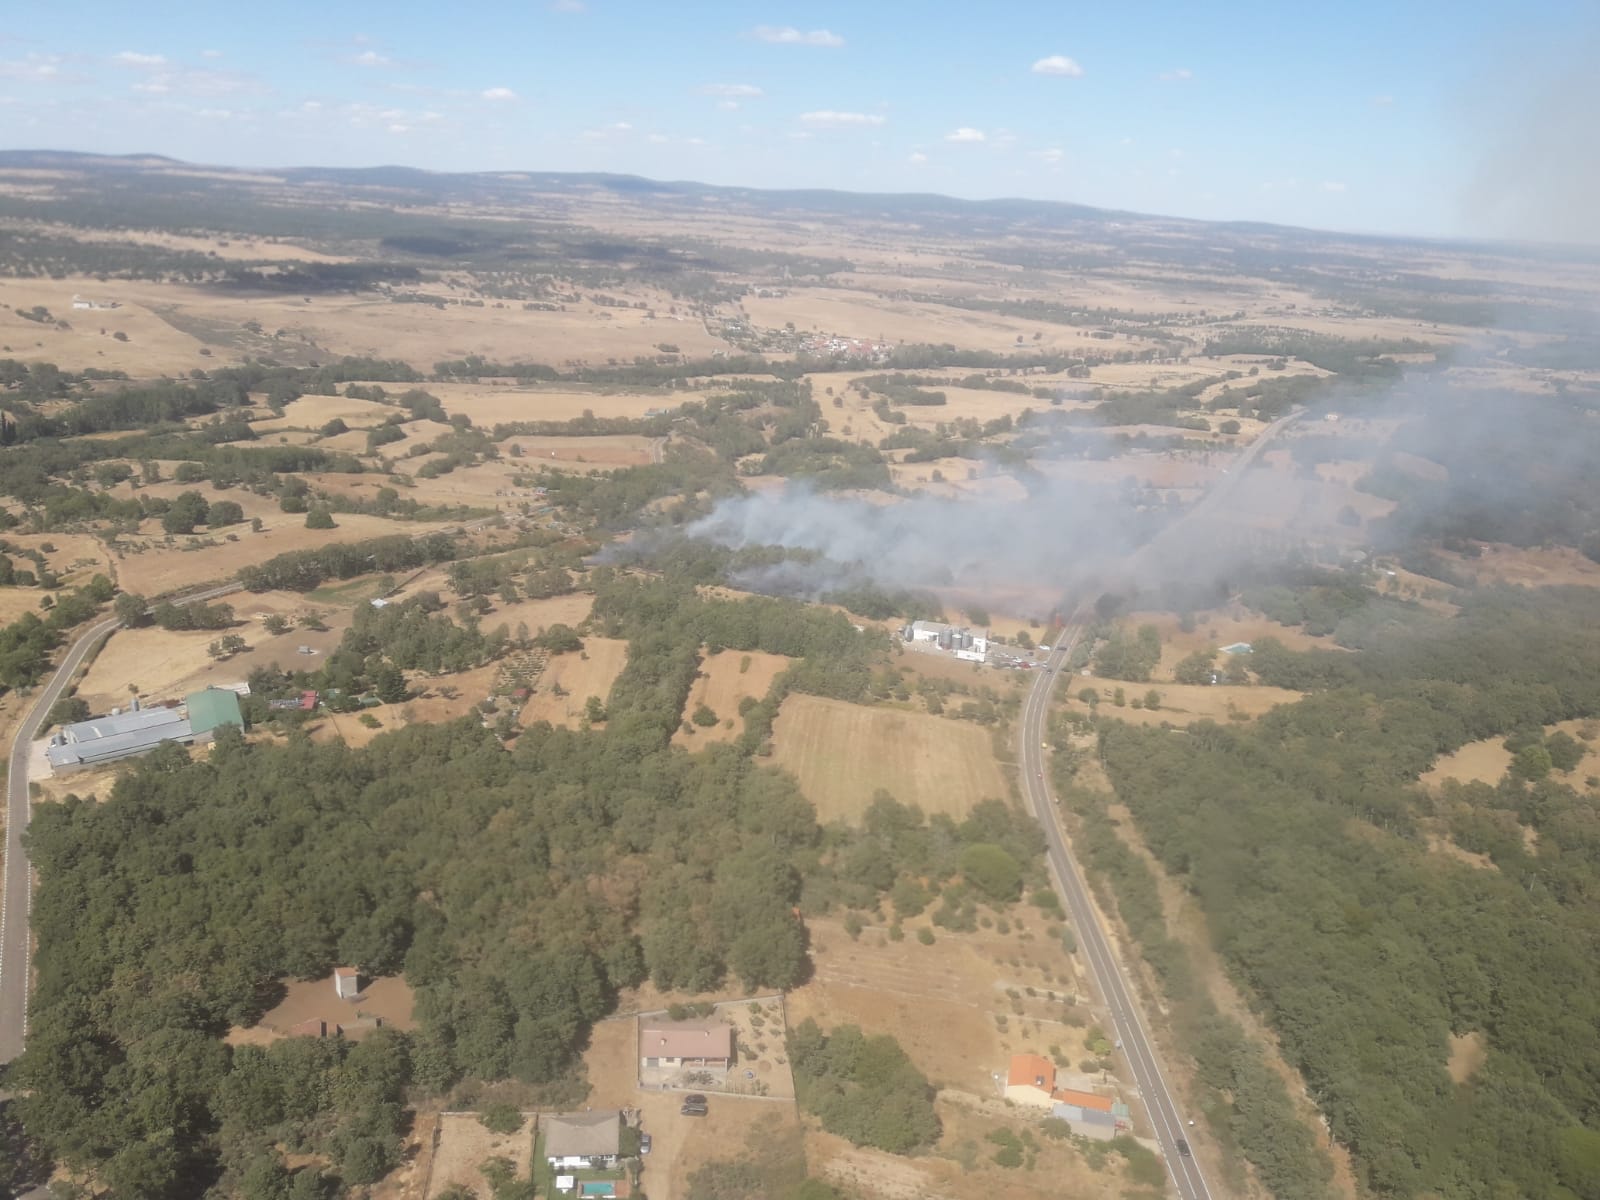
[579,1184,615,1197]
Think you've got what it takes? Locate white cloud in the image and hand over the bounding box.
[201,49,223,59]
[695,83,763,98]
[0,54,71,83]
[799,109,884,126]
[908,151,928,165]
[750,25,844,47]
[1033,147,1065,164]
[551,0,586,10]
[481,86,518,101]
[1371,93,1394,107]
[388,123,410,134]
[1321,180,1348,192]
[131,67,261,97]
[944,126,986,143]
[1159,67,1193,81]
[114,51,167,67]
[580,120,634,140]
[1031,55,1083,78]
[647,132,669,144]
[352,50,392,67]
[686,136,708,146]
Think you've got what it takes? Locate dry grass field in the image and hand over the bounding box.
[105,511,455,597]
[75,593,355,713]
[673,648,791,748]
[1062,674,1302,726]
[768,695,1009,822]
[1422,719,1600,790]
[419,1113,534,1200]
[518,637,629,728]
[790,915,1152,1200]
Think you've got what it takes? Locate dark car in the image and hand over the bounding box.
[680,1093,708,1116]
[1177,1139,1191,1157]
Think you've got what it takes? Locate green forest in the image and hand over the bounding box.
[1085,583,1600,1199]
[9,573,1048,1198]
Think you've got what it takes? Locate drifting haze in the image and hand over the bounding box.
[686,476,1159,602]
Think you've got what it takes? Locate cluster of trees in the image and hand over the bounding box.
[1090,624,1162,681]
[0,574,112,692]
[1090,581,1600,1198]
[237,532,457,592]
[787,1021,940,1154]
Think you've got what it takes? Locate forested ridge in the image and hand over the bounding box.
[1088,584,1600,1199]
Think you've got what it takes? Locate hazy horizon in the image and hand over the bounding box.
[3,0,1597,243]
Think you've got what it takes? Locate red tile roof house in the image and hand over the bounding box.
[1004,1053,1115,1111]
[638,1018,735,1071]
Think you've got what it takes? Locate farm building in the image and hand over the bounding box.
[903,621,990,660]
[1004,1054,1127,1136]
[333,967,360,1000]
[638,1018,735,1071]
[46,688,244,771]
[1052,1100,1119,1141]
[543,1110,622,1170]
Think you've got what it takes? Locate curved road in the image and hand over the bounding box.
[0,582,241,1064]
[1015,409,1306,1197]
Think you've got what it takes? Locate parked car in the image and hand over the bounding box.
[639,1133,652,1155]
[680,1093,708,1116]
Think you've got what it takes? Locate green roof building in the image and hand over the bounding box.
[186,687,244,738]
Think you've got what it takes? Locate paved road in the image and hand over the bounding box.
[0,582,239,1065]
[1020,633,1211,1198]
[1013,409,1306,1196]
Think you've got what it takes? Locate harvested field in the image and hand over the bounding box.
[673,648,791,748]
[422,1112,534,1200]
[502,434,658,468]
[225,973,415,1047]
[768,695,1008,823]
[415,382,695,426]
[518,637,629,728]
[248,393,394,432]
[107,511,451,596]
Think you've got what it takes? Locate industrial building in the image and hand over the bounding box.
[46,687,244,772]
[902,620,991,662]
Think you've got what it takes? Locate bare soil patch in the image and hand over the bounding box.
[225,973,416,1047]
[673,649,791,748]
[1447,1031,1488,1085]
[769,695,1009,823]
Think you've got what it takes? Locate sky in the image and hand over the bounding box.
[1,1,1596,241]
